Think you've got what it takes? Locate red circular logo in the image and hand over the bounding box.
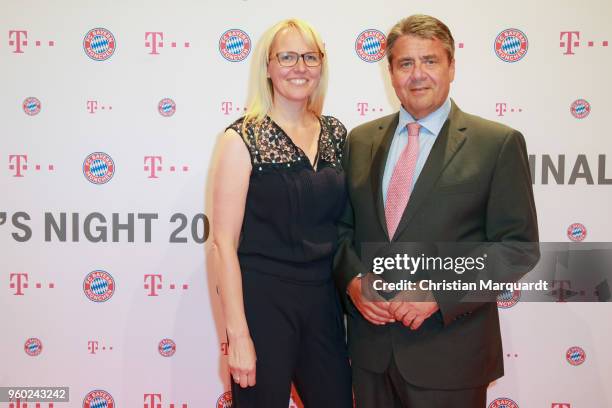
[489,397,519,408]
[497,289,521,309]
[219,29,251,62]
[83,270,115,302]
[83,390,114,408]
[83,28,116,61]
[566,346,586,366]
[83,152,115,185]
[22,97,42,116]
[355,29,387,62]
[567,223,587,242]
[570,99,591,119]
[24,337,43,356]
[158,338,176,357]
[217,391,232,408]
[158,98,176,117]
[494,29,528,62]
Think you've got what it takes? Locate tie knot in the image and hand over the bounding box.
[407,122,420,137]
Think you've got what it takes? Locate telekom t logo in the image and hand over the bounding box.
[144,274,189,296]
[144,274,163,296]
[551,404,571,408]
[88,340,114,354]
[144,393,188,408]
[496,103,507,116]
[495,103,522,117]
[221,101,233,115]
[88,341,99,354]
[87,100,113,114]
[551,280,571,302]
[145,156,163,178]
[560,31,580,55]
[145,32,190,55]
[8,154,55,176]
[561,31,609,55]
[9,273,55,295]
[9,401,54,408]
[144,156,189,178]
[9,154,27,177]
[10,273,28,295]
[357,102,368,116]
[8,30,55,53]
[145,32,164,55]
[356,102,384,116]
[9,30,27,53]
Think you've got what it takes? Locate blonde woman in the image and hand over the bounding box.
[208,19,352,407]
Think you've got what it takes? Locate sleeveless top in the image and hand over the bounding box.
[227,115,347,284]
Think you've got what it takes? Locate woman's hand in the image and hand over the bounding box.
[228,334,257,388]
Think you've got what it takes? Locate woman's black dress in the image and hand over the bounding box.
[227,115,352,408]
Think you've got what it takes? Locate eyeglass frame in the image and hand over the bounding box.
[271,51,325,67]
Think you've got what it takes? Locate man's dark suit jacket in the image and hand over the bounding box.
[333,100,539,390]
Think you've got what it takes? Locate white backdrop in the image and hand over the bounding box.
[2,1,611,407]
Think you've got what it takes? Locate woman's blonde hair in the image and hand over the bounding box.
[243,18,328,128]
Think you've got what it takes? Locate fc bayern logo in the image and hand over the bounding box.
[83,270,115,302]
[158,338,176,357]
[83,28,116,61]
[219,29,251,62]
[489,397,519,408]
[22,97,41,116]
[566,346,586,366]
[217,391,232,408]
[497,289,521,309]
[570,99,591,119]
[158,98,176,117]
[83,390,114,408]
[83,152,115,184]
[355,29,387,62]
[567,223,587,242]
[494,29,528,62]
[24,337,43,356]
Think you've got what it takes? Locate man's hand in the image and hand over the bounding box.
[347,274,395,325]
[389,285,439,330]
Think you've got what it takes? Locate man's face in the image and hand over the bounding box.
[388,35,455,119]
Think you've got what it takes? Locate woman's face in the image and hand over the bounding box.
[267,28,322,107]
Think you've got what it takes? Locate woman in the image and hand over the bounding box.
[208,18,352,408]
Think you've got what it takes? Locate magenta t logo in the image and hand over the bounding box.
[144,156,162,178]
[9,30,28,53]
[560,31,580,55]
[10,273,29,295]
[9,154,28,177]
[357,102,369,116]
[221,101,233,115]
[144,274,162,296]
[145,32,163,55]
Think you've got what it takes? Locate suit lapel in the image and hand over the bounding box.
[391,101,467,241]
[370,113,399,240]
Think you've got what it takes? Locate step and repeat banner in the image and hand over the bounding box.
[2,0,611,407]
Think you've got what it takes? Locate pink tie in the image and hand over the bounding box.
[385,122,420,239]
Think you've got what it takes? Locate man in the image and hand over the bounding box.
[334,14,538,407]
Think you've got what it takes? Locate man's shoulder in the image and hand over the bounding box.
[456,109,520,140]
[348,112,398,141]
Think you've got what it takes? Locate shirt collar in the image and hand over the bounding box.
[398,97,451,136]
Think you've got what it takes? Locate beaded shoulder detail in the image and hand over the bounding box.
[227,115,346,167]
